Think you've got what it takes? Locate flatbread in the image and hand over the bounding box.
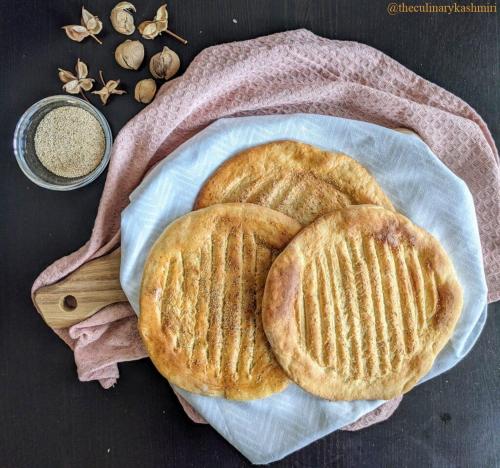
[194,140,394,224]
[262,205,463,400]
[139,203,302,400]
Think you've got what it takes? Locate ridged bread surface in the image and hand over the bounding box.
[139,203,302,400]
[194,140,394,225]
[262,205,463,400]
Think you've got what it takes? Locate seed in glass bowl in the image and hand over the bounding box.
[34,106,105,178]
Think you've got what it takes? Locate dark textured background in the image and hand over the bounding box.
[0,0,498,466]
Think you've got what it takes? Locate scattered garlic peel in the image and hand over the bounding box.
[138,3,187,44]
[58,58,94,95]
[110,2,136,35]
[155,4,168,22]
[62,25,89,42]
[81,7,103,34]
[92,71,126,105]
[63,6,103,44]
[138,20,159,39]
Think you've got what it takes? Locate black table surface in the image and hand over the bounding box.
[1,0,498,466]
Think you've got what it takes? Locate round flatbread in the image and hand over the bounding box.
[194,140,394,225]
[262,205,463,400]
[139,203,302,400]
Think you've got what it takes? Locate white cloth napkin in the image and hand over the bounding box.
[120,114,487,464]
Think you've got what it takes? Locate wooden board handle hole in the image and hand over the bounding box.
[62,295,78,312]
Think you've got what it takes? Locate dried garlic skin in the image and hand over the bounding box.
[58,59,94,94]
[63,7,103,44]
[149,46,180,80]
[81,7,103,34]
[155,4,168,22]
[115,40,145,70]
[76,60,89,79]
[92,79,126,105]
[138,20,160,39]
[110,2,136,35]
[78,79,94,92]
[62,81,83,94]
[138,4,168,39]
[134,79,157,104]
[154,4,168,31]
[62,25,90,42]
[58,69,78,84]
[137,3,186,44]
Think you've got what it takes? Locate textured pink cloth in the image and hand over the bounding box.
[32,30,499,429]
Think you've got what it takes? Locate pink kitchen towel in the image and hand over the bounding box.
[32,29,499,427]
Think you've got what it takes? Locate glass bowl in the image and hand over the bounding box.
[13,95,113,191]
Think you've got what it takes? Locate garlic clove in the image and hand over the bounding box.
[149,46,180,80]
[115,39,145,70]
[134,79,157,104]
[110,2,136,35]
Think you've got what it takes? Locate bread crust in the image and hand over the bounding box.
[139,203,302,400]
[262,205,463,401]
[194,140,394,225]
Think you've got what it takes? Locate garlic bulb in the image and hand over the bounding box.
[110,2,136,35]
[149,46,180,80]
[115,40,144,70]
[134,79,157,104]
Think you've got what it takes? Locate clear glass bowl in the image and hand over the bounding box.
[13,95,113,191]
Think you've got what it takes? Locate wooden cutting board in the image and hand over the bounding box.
[33,248,127,329]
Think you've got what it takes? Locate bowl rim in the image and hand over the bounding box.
[13,95,113,191]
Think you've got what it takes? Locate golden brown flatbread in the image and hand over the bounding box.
[262,205,463,400]
[139,203,302,400]
[194,140,394,225]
